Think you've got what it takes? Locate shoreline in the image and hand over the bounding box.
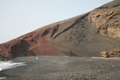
[0,56,120,80]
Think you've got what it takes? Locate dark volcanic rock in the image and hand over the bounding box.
[0,0,120,59]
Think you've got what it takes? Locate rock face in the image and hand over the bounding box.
[0,0,120,59]
[89,1,120,40]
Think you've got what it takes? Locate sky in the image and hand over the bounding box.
[0,0,113,44]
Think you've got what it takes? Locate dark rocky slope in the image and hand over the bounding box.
[0,0,120,59]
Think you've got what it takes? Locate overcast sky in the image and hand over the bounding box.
[0,0,112,44]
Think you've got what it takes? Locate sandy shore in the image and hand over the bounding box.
[1,56,120,80]
[91,57,120,59]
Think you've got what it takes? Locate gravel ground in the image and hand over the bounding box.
[0,56,120,80]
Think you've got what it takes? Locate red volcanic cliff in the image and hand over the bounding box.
[0,0,120,60]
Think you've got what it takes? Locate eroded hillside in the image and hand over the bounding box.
[0,0,120,60]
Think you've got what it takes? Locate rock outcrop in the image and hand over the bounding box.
[100,49,120,58]
[88,0,120,40]
[0,0,120,60]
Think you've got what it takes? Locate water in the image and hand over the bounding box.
[0,61,26,79]
[0,77,6,80]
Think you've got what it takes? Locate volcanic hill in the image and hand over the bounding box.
[0,0,120,59]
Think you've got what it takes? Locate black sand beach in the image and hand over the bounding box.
[1,56,120,80]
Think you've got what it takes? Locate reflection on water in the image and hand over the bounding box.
[0,61,26,79]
